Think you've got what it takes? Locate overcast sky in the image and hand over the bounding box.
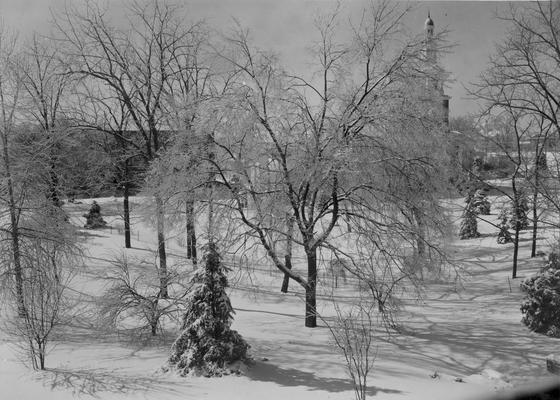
[0,0,525,117]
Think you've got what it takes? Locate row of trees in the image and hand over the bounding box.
[457,1,560,279]
[0,0,456,331]
[0,24,84,369]
[0,1,459,376]
[147,1,457,327]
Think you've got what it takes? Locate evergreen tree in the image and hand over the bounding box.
[509,192,529,230]
[83,201,107,229]
[168,242,248,376]
[497,208,513,244]
[536,152,548,174]
[459,194,480,239]
[471,156,483,180]
[472,189,491,215]
[520,253,560,337]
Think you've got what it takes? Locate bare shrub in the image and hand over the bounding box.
[98,253,190,336]
[328,300,378,400]
[2,237,78,370]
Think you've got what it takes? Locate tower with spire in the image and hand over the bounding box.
[425,12,436,63]
[422,13,450,129]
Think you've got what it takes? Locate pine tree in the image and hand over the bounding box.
[168,242,249,376]
[83,201,107,229]
[520,252,560,337]
[459,194,480,239]
[510,192,529,230]
[471,157,483,180]
[497,208,513,244]
[472,189,491,215]
[536,152,548,174]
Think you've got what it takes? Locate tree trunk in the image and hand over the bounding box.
[305,247,318,328]
[150,319,158,336]
[2,135,26,316]
[512,178,520,279]
[531,158,540,258]
[155,195,168,298]
[9,207,25,316]
[281,214,294,293]
[281,255,292,293]
[39,343,45,370]
[186,199,197,267]
[531,187,538,258]
[513,222,520,279]
[48,164,61,208]
[46,128,62,209]
[123,160,131,249]
[207,181,215,245]
[412,206,426,257]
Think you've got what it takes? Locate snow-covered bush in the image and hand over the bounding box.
[168,242,249,376]
[459,194,479,239]
[520,253,560,337]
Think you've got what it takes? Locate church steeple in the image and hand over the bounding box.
[425,12,434,35]
[421,12,450,129]
[424,12,436,63]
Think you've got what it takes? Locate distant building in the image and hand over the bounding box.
[422,13,450,130]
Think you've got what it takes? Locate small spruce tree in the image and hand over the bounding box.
[168,242,248,376]
[510,192,529,230]
[472,189,491,215]
[497,208,513,244]
[471,157,483,180]
[83,201,107,229]
[536,152,548,174]
[459,194,480,239]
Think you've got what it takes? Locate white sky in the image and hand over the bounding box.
[0,0,523,117]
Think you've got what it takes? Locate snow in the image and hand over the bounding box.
[1,195,559,400]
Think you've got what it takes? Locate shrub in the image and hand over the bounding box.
[329,301,378,400]
[520,254,560,337]
[2,237,79,370]
[99,253,189,337]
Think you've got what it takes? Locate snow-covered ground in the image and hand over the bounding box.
[1,195,558,400]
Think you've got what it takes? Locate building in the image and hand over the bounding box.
[423,13,450,130]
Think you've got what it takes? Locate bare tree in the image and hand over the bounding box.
[0,24,85,322]
[167,1,453,328]
[18,34,74,208]
[527,113,552,258]
[476,111,536,278]
[72,81,142,248]
[479,1,560,135]
[99,252,189,337]
[472,1,560,275]
[3,234,80,370]
[327,300,378,400]
[55,1,209,297]
[0,25,27,316]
